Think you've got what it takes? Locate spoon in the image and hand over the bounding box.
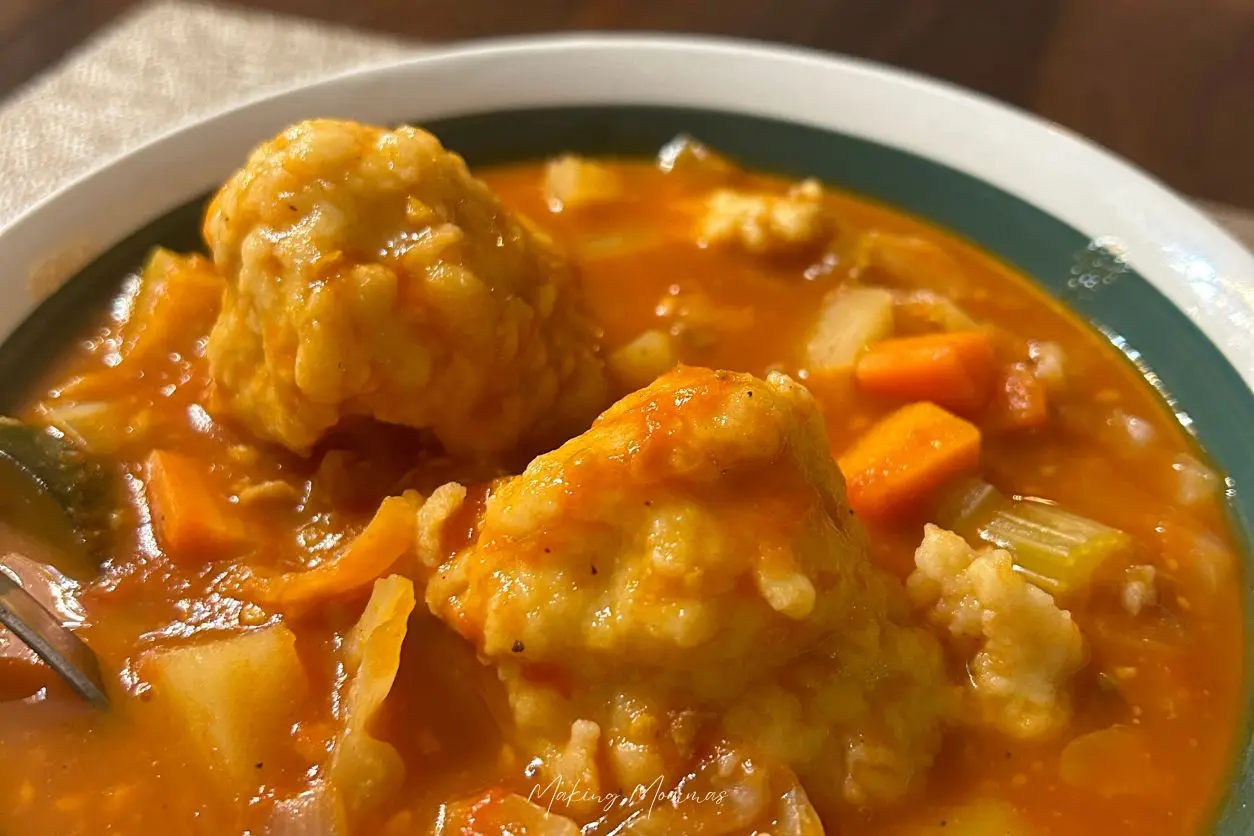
[0,567,108,708]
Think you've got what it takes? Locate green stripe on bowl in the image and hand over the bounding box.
[1,104,1250,832]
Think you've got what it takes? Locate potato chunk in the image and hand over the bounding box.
[606,329,678,390]
[142,625,308,792]
[805,287,895,375]
[205,119,607,455]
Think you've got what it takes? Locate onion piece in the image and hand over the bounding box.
[1027,340,1066,391]
[1171,453,1219,506]
[894,288,980,333]
[268,784,347,836]
[852,232,970,296]
[657,135,737,178]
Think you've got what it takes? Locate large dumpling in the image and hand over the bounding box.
[204,119,608,455]
[424,366,955,813]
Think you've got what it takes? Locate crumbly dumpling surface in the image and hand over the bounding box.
[204,119,607,455]
[425,366,953,811]
[543,155,624,211]
[908,524,1086,739]
[695,179,831,255]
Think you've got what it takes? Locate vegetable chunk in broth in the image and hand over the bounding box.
[0,121,1242,836]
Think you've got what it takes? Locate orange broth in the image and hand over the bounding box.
[0,157,1242,835]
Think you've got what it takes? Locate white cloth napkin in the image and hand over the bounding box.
[1,0,1251,249]
[0,0,410,229]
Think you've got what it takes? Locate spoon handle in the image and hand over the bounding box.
[0,569,108,708]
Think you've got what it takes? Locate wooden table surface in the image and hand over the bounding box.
[4,0,1253,210]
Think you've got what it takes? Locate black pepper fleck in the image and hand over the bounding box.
[512,640,525,653]
[255,762,264,769]
[644,500,652,506]
[746,391,753,398]
[288,204,297,211]
[590,565,598,576]
[544,547,551,553]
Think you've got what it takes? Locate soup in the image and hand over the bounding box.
[0,120,1242,835]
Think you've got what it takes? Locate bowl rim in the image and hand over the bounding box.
[1,34,1252,392]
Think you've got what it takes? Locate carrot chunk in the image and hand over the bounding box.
[248,494,420,609]
[838,402,982,520]
[854,330,995,414]
[146,450,245,563]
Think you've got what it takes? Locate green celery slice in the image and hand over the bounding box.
[978,499,1131,596]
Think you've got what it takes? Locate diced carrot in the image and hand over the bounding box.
[988,362,1050,429]
[853,330,995,413]
[248,493,420,609]
[146,450,245,564]
[837,402,982,520]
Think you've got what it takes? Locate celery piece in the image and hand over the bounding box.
[935,477,1007,540]
[932,478,1131,595]
[978,499,1131,596]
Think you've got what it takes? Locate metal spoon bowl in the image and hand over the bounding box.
[0,566,107,708]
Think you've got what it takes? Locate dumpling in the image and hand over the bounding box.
[695,180,832,255]
[424,366,954,811]
[204,119,608,455]
[908,524,1086,739]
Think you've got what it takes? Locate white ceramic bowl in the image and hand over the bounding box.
[0,34,1251,829]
